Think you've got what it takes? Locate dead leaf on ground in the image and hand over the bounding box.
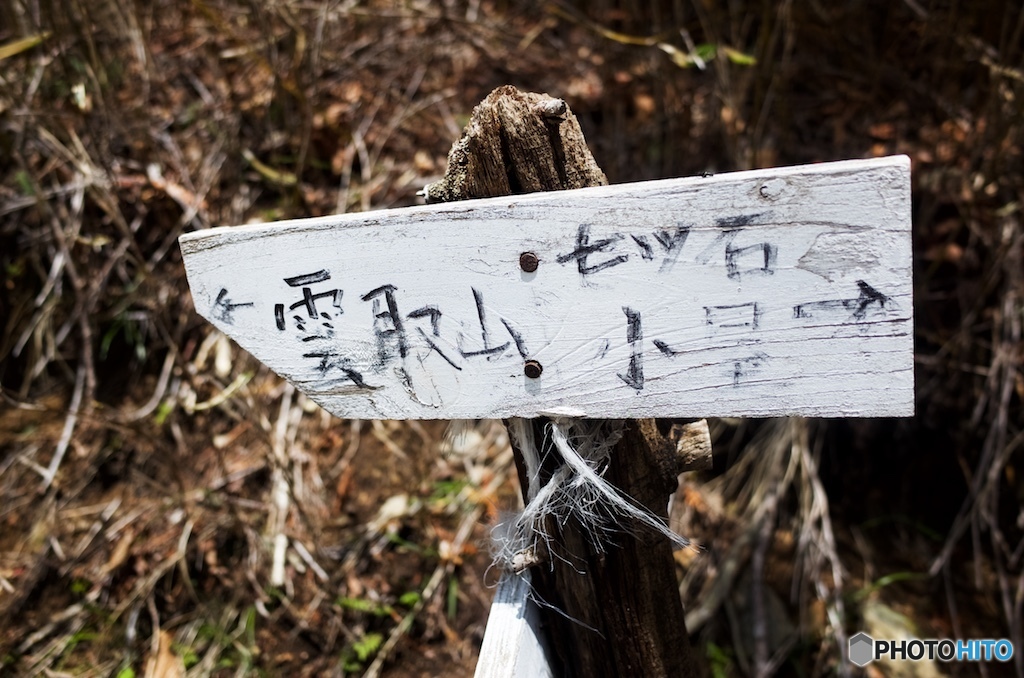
[144,629,185,678]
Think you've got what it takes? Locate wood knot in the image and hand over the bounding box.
[670,419,713,473]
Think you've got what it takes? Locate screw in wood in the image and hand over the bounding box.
[523,359,543,379]
[519,252,539,273]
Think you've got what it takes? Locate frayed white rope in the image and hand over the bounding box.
[496,417,690,574]
[508,418,542,502]
[550,420,688,548]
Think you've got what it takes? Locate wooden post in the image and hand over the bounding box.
[426,86,698,677]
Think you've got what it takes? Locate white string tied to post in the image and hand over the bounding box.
[495,417,690,574]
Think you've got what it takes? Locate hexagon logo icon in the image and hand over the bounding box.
[849,632,874,667]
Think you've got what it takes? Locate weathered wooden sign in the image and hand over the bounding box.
[179,155,913,420]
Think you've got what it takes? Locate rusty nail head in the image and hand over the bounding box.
[524,360,543,379]
[519,252,539,273]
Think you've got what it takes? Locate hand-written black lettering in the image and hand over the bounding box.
[617,306,644,391]
[705,302,761,329]
[793,280,891,321]
[459,288,511,358]
[275,277,530,391]
[695,229,739,265]
[274,271,366,386]
[303,350,377,389]
[274,270,343,331]
[270,212,803,400]
[556,224,629,275]
[213,288,254,325]
[407,305,442,336]
[500,318,529,359]
[732,352,769,386]
[716,213,763,229]
[556,215,774,282]
[851,281,889,319]
[631,235,654,260]
[653,309,760,358]
[710,213,773,280]
[413,327,463,370]
[652,225,691,273]
[407,305,462,370]
[283,269,331,286]
[288,288,343,322]
[725,242,777,280]
[653,339,682,357]
[362,284,409,363]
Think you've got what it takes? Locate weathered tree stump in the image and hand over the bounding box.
[428,85,699,677]
[424,86,607,203]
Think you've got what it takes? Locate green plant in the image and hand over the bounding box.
[99,312,147,362]
[177,607,260,673]
[353,633,382,662]
[851,571,930,603]
[69,578,91,595]
[446,576,459,620]
[384,531,431,555]
[430,479,468,502]
[340,632,383,674]
[707,642,733,678]
[337,596,393,617]
[63,628,98,655]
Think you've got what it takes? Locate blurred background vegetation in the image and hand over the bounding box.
[1,0,1022,676]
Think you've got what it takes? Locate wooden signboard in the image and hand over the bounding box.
[179,155,913,420]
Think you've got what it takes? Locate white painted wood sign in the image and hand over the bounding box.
[179,156,913,420]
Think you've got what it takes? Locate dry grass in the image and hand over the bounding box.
[1,0,1022,676]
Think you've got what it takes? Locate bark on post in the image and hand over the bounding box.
[427,86,699,677]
